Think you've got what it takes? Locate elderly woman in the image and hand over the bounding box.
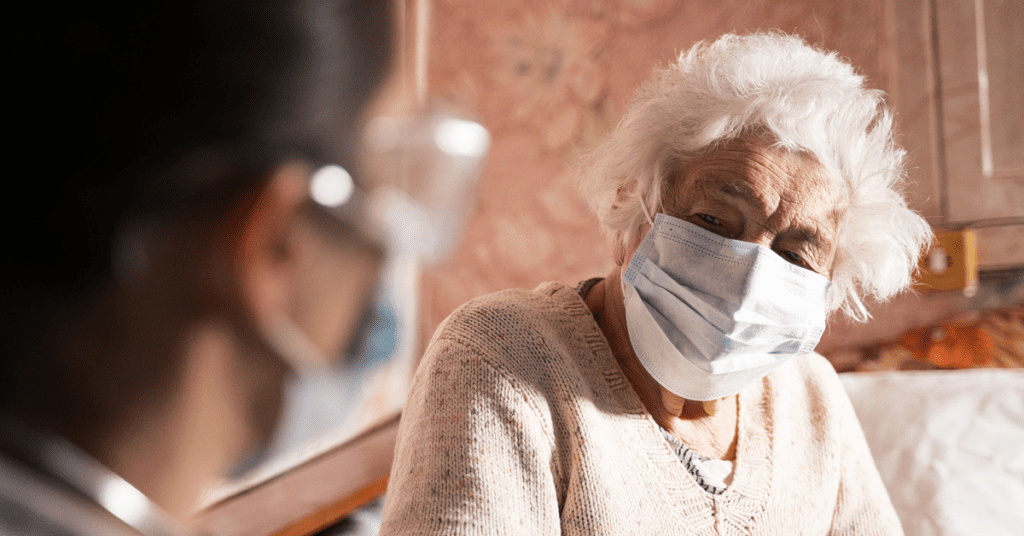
[381,33,930,534]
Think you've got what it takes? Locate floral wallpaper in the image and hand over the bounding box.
[419,0,892,337]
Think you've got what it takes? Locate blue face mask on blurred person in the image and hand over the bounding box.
[620,213,830,401]
[343,289,400,373]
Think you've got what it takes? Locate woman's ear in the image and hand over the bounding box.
[234,163,311,330]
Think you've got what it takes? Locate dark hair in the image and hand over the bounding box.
[5,0,391,296]
[1,0,392,425]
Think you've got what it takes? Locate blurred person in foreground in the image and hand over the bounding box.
[1,1,395,534]
[382,33,931,535]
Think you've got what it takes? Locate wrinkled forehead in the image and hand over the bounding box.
[666,135,848,218]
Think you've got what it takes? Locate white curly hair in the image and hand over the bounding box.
[577,32,932,322]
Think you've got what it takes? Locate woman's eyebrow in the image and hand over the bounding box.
[715,181,766,209]
[791,227,829,251]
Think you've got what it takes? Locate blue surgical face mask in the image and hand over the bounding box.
[620,213,830,401]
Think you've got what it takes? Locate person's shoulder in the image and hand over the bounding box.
[457,284,556,317]
[462,281,582,313]
[425,281,594,374]
[1,452,139,536]
[784,352,842,382]
[767,353,847,408]
[436,281,585,339]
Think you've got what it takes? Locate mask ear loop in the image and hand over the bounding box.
[264,316,333,375]
[622,193,657,295]
[638,195,655,227]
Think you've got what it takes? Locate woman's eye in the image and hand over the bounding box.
[783,250,803,265]
[697,213,721,226]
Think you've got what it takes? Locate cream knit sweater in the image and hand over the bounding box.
[381,282,903,535]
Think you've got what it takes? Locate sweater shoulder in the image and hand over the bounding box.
[766,352,854,434]
[765,352,845,406]
[778,352,843,386]
[424,281,598,376]
[445,281,588,324]
[432,282,587,348]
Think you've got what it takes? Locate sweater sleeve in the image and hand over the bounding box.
[828,374,904,536]
[380,335,561,536]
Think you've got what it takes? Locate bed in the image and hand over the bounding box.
[841,368,1024,536]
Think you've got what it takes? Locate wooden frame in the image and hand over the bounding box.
[193,414,400,536]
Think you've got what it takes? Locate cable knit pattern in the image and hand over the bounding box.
[381,282,903,535]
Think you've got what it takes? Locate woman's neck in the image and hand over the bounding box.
[583,269,738,460]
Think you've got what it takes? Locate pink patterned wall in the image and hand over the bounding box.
[419,0,893,337]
